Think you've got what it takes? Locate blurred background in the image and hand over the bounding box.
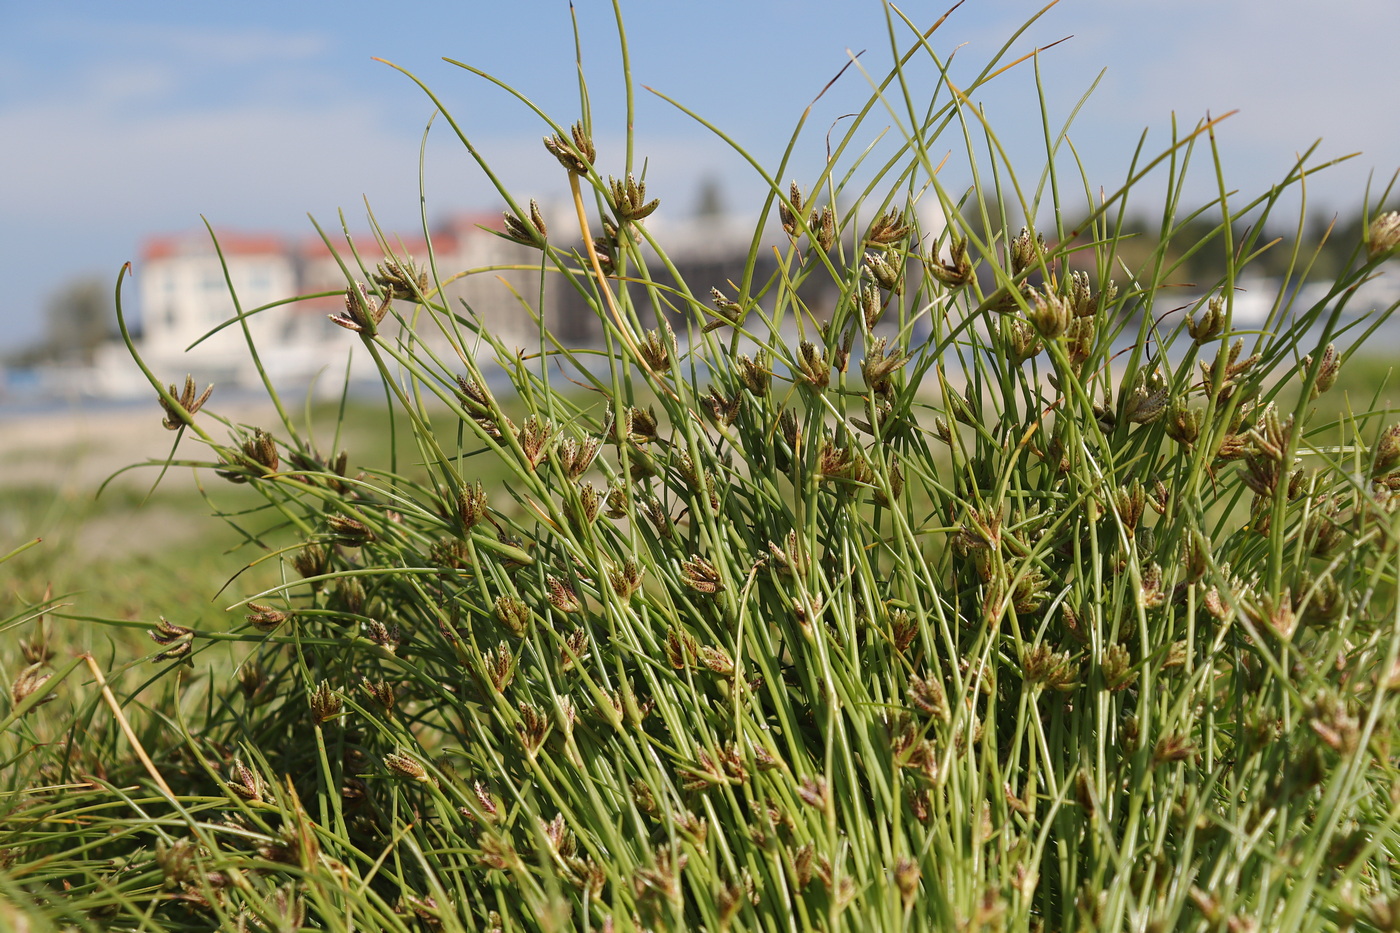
[3,0,1398,381]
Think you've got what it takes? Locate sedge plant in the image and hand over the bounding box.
[5,4,1400,931]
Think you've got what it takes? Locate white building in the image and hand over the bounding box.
[136,231,304,386]
[123,215,565,394]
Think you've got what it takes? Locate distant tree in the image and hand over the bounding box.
[42,276,117,364]
[694,176,726,221]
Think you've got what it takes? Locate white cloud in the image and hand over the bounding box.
[41,18,331,68]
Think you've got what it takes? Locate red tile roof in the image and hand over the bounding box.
[142,231,287,261]
[143,212,510,264]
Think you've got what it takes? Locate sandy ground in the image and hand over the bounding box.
[1,402,281,492]
[1,402,283,570]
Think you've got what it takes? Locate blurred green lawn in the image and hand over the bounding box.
[0,398,508,657]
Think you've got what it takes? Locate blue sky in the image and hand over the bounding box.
[3,1,1398,348]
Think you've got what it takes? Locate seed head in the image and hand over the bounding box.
[559,628,589,673]
[665,627,699,669]
[1140,562,1166,609]
[384,750,431,783]
[310,680,342,725]
[926,237,973,289]
[1307,690,1359,753]
[1012,563,1050,614]
[226,759,264,801]
[1101,643,1136,692]
[540,814,577,860]
[797,341,830,389]
[558,433,602,480]
[832,323,855,374]
[1367,211,1400,260]
[1164,400,1202,447]
[516,703,550,756]
[362,678,396,716]
[679,554,724,594]
[326,514,374,546]
[933,416,953,446]
[810,204,836,252]
[456,481,488,531]
[890,610,917,654]
[1002,317,1042,364]
[609,557,645,599]
[245,602,288,632]
[1188,296,1228,343]
[503,199,549,248]
[1239,454,1285,497]
[10,664,52,709]
[697,644,735,677]
[239,428,279,475]
[817,441,857,481]
[482,642,515,694]
[1301,343,1339,398]
[706,287,745,332]
[623,406,659,444]
[702,386,742,426]
[858,282,885,331]
[907,673,949,721]
[797,775,829,810]
[1372,424,1400,479]
[1021,643,1078,691]
[149,617,194,662]
[516,416,555,471]
[1121,369,1170,425]
[543,122,595,174]
[1113,480,1146,535]
[639,324,675,372]
[1152,734,1197,765]
[737,350,771,396]
[893,857,921,907]
[471,781,503,823]
[865,210,911,246]
[608,173,660,222]
[873,451,904,506]
[329,282,391,335]
[1009,227,1044,275]
[546,576,582,614]
[1184,530,1210,583]
[779,181,804,237]
[1027,288,1070,339]
[455,376,510,440]
[494,595,530,636]
[372,257,429,301]
[368,620,402,654]
[1250,403,1293,462]
[160,374,214,430]
[1064,270,1097,318]
[863,249,903,293]
[236,661,272,706]
[604,482,629,519]
[860,337,910,396]
[1201,338,1259,401]
[293,543,329,581]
